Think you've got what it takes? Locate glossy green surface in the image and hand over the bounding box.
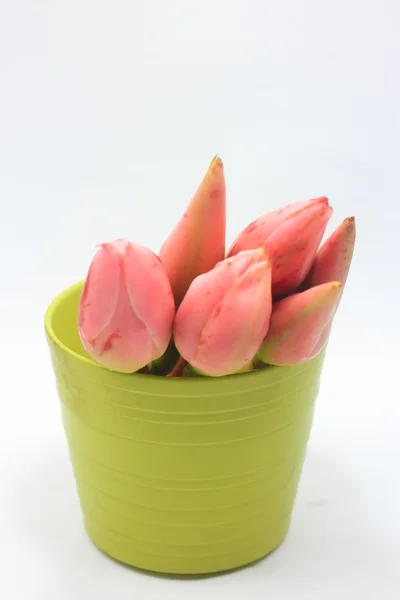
[45,281,325,575]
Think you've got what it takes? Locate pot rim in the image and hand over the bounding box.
[45,280,318,393]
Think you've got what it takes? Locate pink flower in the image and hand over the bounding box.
[159,156,226,306]
[78,239,175,373]
[303,216,356,291]
[300,216,356,346]
[173,249,272,376]
[257,281,342,366]
[227,197,332,297]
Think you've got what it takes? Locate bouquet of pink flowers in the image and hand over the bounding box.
[78,156,355,377]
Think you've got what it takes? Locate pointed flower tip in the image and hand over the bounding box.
[210,154,223,170]
[345,216,356,231]
[95,241,114,255]
[202,155,224,187]
[335,216,356,245]
[318,281,342,304]
[309,280,342,310]
[320,280,342,294]
[313,196,332,216]
[289,196,332,221]
[97,238,129,253]
[311,196,330,208]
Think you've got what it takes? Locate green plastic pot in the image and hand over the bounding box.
[45,281,325,575]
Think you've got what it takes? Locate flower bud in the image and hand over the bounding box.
[78,239,175,373]
[173,249,272,376]
[159,156,226,306]
[304,216,356,291]
[228,197,332,297]
[257,281,342,366]
[301,216,356,344]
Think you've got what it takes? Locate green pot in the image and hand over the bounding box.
[45,281,325,575]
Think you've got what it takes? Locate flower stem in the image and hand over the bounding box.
[167,357,188,377]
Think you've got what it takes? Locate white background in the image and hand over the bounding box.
[1,1,400,598]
